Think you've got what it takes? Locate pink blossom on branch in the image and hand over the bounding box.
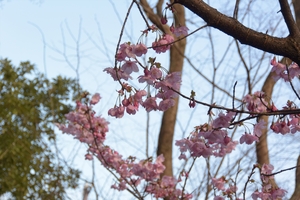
[253,119,266,137]
[212,111,235,129]
[121,60,139,75]
[251,164,287,199]
[57,94,193,199]
[212,177,226,191]
[116,42,147,61]
[175,125,238,159]
[103,67,132,81]
[90,93,101,105]
[270,57,300,82]
[152,34,174,54]
[171,25,189,37]
[242,91,268,113]
[240,133,259,145]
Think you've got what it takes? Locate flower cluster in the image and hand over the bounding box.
[56,93,192,199]
[243,91,271,113]
[240,120,266,145]
[271,57,300,82]
[251,164,287,200]
[175,120,238,160]
[56,93,109,146]
[106,40,182,118]
[104,42,148,81]
[270,101,300,134]
[152,34,174,54]
[212,176,240,200]
[170,25,189,37]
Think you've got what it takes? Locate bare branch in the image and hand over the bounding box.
[174,0,300,64]
[279,0,299,36]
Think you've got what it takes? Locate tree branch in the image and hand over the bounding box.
[174,0,300,64]
[279,0,300,36]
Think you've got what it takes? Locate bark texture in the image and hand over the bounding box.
[175,0,300,65]
[139,0,186,177]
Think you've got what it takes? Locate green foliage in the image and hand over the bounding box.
[0,59,81,199]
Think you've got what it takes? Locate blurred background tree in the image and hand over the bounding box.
[0,58,82,199]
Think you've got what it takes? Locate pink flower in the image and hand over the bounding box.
[111,180,127,191]
[240,133,259,144]
[251,190,270,200]
[90,93,101,105]
[117,42,135,61]
[121,60,139,74]
[271,57,300,81]
[242,91,268,113]
[142,97,158,112]
[132,43,147,56]
[288,62,300,79]
[190,141,212,158]
[133,90,147,103]
[253,119,266,137]
[211,177,225,191]
[225,185,237,195]
[152,34,174,54]
[270,188,287,199]
[126,104,138,115]
[108,105,125,118]
[261,163,274,175]
[158,99,175,111]
[155,71,181,99]
[85,153,93,160]
[103,67,132,81]
[160,176,177,188]
[270,120,290,134]
[150,67,162,79]
[171,25,189,37]
[212,112,235,129]
[290,117,300,133]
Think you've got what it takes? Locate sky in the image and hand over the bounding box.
[1,0,300,199]
[0,1,146,199]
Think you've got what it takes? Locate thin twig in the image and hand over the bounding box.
[261,165,300,176]
[286,64,300,100]
[243,164,256,200]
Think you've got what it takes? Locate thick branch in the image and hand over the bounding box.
[279,0,299,36]
[293,0,300,29]
[174,0,300,64]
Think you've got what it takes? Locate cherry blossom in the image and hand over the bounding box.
[132,43,147,56]
[103,67,132,81]
[250,164,287,199]
[270,120,290,135]
[243,91,268,113]
[171,25,189,37]
[121,60,139,74]
[142,97,158,112]
[108,105,125,118]
[90,93,101,105]
[152,34,174,54]
[253,119,266,137]
[212,111,235,129]
[271,57,300,81]
[240,133,259,144]
[212,177,226,191]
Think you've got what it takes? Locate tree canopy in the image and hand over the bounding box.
[0,59,81,199]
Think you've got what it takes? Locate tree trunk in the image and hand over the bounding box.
[156,3,186,177]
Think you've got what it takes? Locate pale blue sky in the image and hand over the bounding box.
[1,1,299,199]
